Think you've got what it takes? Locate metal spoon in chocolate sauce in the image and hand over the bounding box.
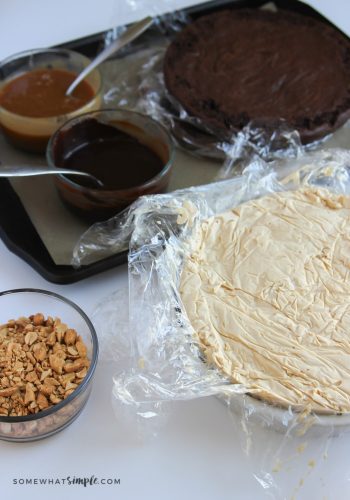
[0,164,104,188]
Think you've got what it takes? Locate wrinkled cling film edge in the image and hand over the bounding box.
[73,2,350,494]
[99,0,341,167]
[74,147,350,497]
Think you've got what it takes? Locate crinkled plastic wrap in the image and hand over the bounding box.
[101,1,310,160]
[73,146,350,497]
[101,9,205,151]
[100,1,350,162]
[75,1,350,494]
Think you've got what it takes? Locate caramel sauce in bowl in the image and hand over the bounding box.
[47,109,175,222]
[0,49,102,153]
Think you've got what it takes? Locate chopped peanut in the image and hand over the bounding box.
[0,314,90,416]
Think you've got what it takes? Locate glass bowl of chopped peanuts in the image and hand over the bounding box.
[0,288,98,441]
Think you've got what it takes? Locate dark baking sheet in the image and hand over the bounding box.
[0,0,343,284]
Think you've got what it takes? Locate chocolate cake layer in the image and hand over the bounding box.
[163,9,350,143]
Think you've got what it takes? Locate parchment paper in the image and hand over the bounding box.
[2,8,350,266]
[0,130,220,265]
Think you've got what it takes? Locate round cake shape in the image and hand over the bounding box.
[164,9,350,143]
[179,189,350,414]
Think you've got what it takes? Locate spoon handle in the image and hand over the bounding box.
[0,164,86,177]
[0,165,103,187]
[66,15,153,96]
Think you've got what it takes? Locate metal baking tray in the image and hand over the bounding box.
[0,0,345,284]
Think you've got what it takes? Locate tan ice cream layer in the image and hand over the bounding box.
[179,188,350,414]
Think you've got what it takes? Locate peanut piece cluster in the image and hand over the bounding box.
[0,314,90,417]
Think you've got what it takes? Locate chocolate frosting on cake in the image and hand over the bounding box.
[163,9,350,143]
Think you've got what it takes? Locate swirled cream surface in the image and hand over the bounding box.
[179,189,350,414]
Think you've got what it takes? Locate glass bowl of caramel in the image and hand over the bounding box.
[0,288,98,442]
[0,48,102,153]
[46,108,175,222]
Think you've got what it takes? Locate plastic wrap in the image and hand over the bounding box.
[99,1,350,162]
[100,1,313,161]
[73,145,350,496]
[72,1,350,495]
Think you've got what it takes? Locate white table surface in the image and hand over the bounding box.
[1,0,350,61]
[1,1,350,499]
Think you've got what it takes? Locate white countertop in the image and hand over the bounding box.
[1,0,350,61]
[1,1,350,499]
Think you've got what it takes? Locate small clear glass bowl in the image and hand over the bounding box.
[0,289,98,442]
[0,48,102,153]
[47,108,175,222]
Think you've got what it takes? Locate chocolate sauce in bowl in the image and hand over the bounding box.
[50,112,173,222]
[55,119,165,190]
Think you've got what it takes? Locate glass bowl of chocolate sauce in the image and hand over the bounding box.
[0,48,102,153]
[47,109,175,221]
